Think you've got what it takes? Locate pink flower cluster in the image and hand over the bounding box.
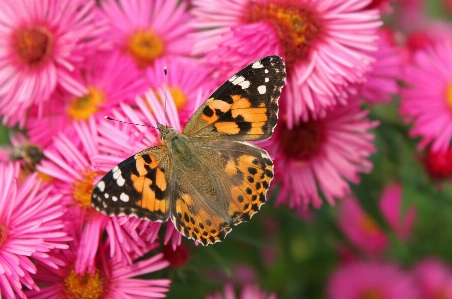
[0,0,451,298]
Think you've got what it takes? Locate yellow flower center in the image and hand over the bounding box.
[12,26,54,68]
[72,169,99,209]
[446,81,452,111]
[249,2,322,66]
[359,215,380,234]
[64,269,106,299]
[156,87,187,111]
[127,29,164,68]
[68,87,104,120]
[0,224,8,249]
[359,288,384,299]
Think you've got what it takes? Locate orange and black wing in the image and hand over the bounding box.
[91,146,172,222]
[183,56,286,141]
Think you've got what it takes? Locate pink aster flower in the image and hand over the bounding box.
[206,284,277,299]
[327,260,420,299]
[378,183,416,240]
[37,118,155,274]
[26,231,170,299]
[337,196,388,255]
[413,258,452,299]
[400,38,452,152]
[97,0,195,69]
[267,98,378,209]
[26,51,149,148]
[358,28,402,104]
[0,0,105,127]
[0,162,70,299]
[146,58,217,125]
[191,0,382,125]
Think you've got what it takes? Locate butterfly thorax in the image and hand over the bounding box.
[157,122,206,171]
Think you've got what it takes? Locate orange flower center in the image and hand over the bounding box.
[248,2,322,66]
[277,120,325,162]
[153,87,187,111]
[72,169,99,209]
[359,288,384,299]
[127,29,164,68]
[446,81,452,111]
[0,223,8,248]
[64,269,106,299]
[68,87,104,120]
[12,26,54,68]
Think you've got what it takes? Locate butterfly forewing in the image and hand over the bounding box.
[183,56,286,141]
[91,146,172,222]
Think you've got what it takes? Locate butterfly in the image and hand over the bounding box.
[91,56,286,245]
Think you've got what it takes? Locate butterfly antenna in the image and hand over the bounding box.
[104,116,155,128]
[163,66,168,126]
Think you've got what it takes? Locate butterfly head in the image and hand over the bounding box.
[156,122,176,143]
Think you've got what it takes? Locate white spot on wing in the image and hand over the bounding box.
[112,168,121,179]
[265,69,269,73]
[104,193,109,199]
[265,77,269,82]
[116,176,125,187]
[112,196,118,202]
[230,75,251,89]
[120,192,129,202]
[97,181,106,192]
[229,75,238,82]
[258,85,266,94]
[239,80,250,89]
[252,61,264,68]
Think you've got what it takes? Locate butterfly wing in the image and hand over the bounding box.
[183,56,286,141]
[91,146,172,222]
[200,140,274,224]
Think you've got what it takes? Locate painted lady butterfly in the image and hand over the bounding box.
[91,56,286,245]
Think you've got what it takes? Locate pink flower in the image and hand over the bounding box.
[392,0,427,33]
[359,28,402,104]
[26,231,171,299]
[37,119,154,274]
[413,258,452,299]
[206,284,277,299]
[191,0,382,125]
[146,58,217,125]
[400,38,452,152]
[26,51,149,148]
[337,196,388,255]
[97,0,195,69]
[267,99,378,209]
[379,183,416,240]
[327,260,420,299]
[0,162,70,299]
[0,0,104,127]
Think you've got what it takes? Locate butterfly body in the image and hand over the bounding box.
[92,56,286,245]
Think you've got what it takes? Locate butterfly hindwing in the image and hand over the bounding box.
[91,146,172,222]
[198,140,274,225]
[183,56,286,141]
